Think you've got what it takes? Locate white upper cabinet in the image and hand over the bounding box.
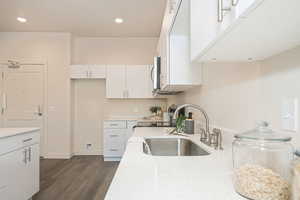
[191,0,300,62]
[106,65,127,98]
[88,65,106,79]
[157,0,202,92]
[126,65,152,99]
[70,65,106,79]
[106,65,153,99]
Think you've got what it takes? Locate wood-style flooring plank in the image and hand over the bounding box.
[33,156,119,200]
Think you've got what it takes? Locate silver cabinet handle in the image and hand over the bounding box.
[218,0,231,22]
[109,149,118,152]
[28,147,32,162]
[232,0,239,6]
[23,138,33,143]
[23,149,27,164]
[86,71,89,78]
[109,135,119,138]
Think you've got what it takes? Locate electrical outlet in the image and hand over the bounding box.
[281,98,298,132]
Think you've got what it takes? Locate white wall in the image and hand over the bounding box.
[0,32,71,158]
[170,46,300,148]
[72,37,158,64]
[71,36,167,155]
[260,47,300,147]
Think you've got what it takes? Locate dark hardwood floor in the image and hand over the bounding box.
[33,156,119,200]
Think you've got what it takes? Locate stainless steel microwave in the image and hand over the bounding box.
[151,57,181,95]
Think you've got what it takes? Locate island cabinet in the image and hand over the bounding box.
[0,129,40,200]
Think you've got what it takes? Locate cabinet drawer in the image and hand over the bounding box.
[103,136,124,157]
[104,120,127,129]
[104,147,124,157]
[0,131,39,156]
[104,130,124,145]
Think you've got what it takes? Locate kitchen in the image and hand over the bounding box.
[0,0,300,200]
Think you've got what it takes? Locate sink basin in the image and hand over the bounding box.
[143,138,210,156]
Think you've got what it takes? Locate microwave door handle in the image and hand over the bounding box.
[150,65,154,83]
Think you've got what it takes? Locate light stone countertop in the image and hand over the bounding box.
[0,128,40,139]
[104,127,245,200]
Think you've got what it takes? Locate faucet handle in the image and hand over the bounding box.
[212,128,223,150]
[199,128,207,142]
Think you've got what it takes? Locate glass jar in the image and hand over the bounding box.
[232,121,294,200]
[292,151,300,200]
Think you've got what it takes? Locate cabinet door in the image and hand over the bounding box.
[126,65,152,98]
[26,144,40,197]
[235,0,261,18]
[106,65,126,98]
[0,148,28,200]
[70,65,89,79]
[190,0,219,61]
[89,65,106,79]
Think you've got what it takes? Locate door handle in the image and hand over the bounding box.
[34,105,43,116]
[2,93,6,114]
[218,0,231,22]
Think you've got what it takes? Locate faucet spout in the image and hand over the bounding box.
[173,104,210,139]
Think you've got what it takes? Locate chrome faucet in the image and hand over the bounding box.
[173,104,223,150]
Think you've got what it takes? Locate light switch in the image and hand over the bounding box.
[281,98,298,131]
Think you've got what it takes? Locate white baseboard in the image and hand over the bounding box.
[73,150,102,156]
[104,157,121,161]
[44,153,72,159]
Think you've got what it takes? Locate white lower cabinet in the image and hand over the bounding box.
[104,129,125,157]
[103,120,137,161]
[0,131,40,200]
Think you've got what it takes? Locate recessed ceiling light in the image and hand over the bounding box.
[17,17,27,23]
[115,18,124,24]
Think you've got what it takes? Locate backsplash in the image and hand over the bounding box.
[169,46,300,149]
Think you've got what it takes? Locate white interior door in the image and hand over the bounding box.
[2,65,45,156]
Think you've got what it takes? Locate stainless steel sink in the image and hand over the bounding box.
[143,138,210,156]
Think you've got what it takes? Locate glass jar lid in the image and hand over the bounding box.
[234,121,292,142]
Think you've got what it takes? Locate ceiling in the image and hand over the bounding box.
[0,0,167,37]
